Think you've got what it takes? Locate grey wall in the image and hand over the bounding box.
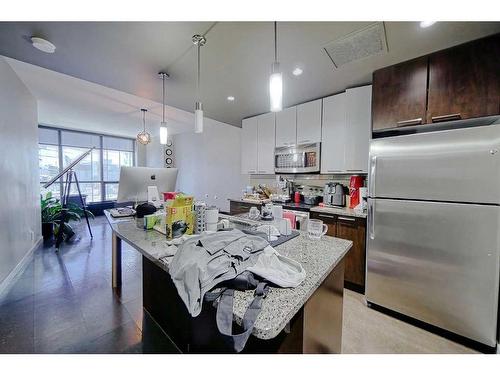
[173,118,248,212]
[0,56,40,284]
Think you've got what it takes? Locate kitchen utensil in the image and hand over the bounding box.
[307,219,328,240]
[294,191,301,203]
[205,207,219,232]
[302,194,321,205]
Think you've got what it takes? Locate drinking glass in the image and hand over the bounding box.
[307,219,328,240]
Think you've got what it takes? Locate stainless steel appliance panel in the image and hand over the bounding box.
[366,198,500,346]
[369,125,500,204]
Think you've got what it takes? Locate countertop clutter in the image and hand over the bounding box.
[228,198,366,219]
[104,211,352,340]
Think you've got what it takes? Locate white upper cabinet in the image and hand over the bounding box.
[241,117,258,174]
[344,86,372,173]
[296,99,322,145]
[321,93,346,174]
[256,112,276,174]
[275,106,297,147]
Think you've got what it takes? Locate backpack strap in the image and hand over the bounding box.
[215,281,269,352]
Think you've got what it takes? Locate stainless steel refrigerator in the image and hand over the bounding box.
[366,125,500,348]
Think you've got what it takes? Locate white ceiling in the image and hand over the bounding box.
[4,56,195,138]
[1,21,499,127]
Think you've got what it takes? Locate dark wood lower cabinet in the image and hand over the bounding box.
[310,211,366,292]
[229,200,262,215]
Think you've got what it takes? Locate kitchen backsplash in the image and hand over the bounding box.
[248,173,367,195]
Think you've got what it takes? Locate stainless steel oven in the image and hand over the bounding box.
[275,143,320,174]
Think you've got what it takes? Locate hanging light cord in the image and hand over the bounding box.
[197,43,201,101]
[142,109,146,131]
[162,74,166,122]
[274,21,278,63]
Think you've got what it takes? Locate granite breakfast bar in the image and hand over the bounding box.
[105,211,352,353]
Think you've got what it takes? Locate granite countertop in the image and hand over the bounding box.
[104,211,352,340]
[310,205,367,219]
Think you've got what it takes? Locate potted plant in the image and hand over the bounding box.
[40,192,94,241]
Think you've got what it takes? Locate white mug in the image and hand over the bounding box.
[307,219,328,240]
[278,218,292,236]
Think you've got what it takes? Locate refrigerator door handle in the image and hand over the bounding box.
[368,199,375,240]
[369,156,377,197]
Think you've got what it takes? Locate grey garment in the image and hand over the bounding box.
[216,280,269,353]
[169,229,270,317]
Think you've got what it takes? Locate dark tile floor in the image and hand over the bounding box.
[0,216,179,354]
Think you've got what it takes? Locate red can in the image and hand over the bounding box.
[349,175,364,209]
[294,191,301,203]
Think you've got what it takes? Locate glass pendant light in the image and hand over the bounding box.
[159,72,169,145]
[192,34,206,133]
[137,108,151,145]
[269,21,283,112]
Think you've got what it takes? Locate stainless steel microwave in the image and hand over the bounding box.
[275,143,321,174]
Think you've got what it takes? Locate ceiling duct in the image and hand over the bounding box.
[323,22,388,69]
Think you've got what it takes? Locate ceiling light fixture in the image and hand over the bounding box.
[292,67,303,76]
[227,96,235,101]
[420,21,436,28]
[137,108,151,145]
[31,37,56,53]
[159,72,170,145]
[192,34,206,133]
[269,22,283,112]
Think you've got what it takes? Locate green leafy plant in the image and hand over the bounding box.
[41,192,94,241]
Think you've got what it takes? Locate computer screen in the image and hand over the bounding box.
[116,166,178,203]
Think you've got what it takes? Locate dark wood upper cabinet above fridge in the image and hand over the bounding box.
[372,33,500,133]
[372,57,428,131]
[427,34,500,123]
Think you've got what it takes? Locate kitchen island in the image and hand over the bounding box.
[105,211,352,353]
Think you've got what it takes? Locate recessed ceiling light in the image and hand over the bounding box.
[292,67,303,76]
[227,96,235,101]
[420,21,436,28]
[31,37,56,53]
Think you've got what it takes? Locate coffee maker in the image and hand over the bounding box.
[323,182,346,207]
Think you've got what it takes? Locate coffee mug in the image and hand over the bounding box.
[307,219,328,240]
[278,218,292,236]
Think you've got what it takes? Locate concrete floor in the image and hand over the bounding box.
[0,215,483,354]
[341,289,478,354]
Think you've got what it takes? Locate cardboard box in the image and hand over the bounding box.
[165,195,194,239]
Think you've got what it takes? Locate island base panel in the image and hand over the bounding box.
[303,259,344,353]
[142,255,344,353]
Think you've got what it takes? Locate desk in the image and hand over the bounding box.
[104,210,352,353]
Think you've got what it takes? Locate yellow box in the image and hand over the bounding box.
[165,195,194,239]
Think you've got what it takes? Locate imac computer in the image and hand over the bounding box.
[117,167,178,205]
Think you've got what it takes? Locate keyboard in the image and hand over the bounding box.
[109,207,136,218]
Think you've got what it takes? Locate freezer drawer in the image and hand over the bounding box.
[366,198,500,347]
[369,125,500,204]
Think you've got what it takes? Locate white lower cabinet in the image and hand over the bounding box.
[321,85,371,174]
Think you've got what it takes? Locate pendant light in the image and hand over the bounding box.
[137,108,151,145]
[269,21,283,112]
[159,72,169,145]
[192,34,206,133]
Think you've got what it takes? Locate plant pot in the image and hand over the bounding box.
[42,222,53,240]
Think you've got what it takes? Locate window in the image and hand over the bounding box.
[38,127,135,203]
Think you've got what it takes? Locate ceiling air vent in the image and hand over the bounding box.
[323,22,388,69]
